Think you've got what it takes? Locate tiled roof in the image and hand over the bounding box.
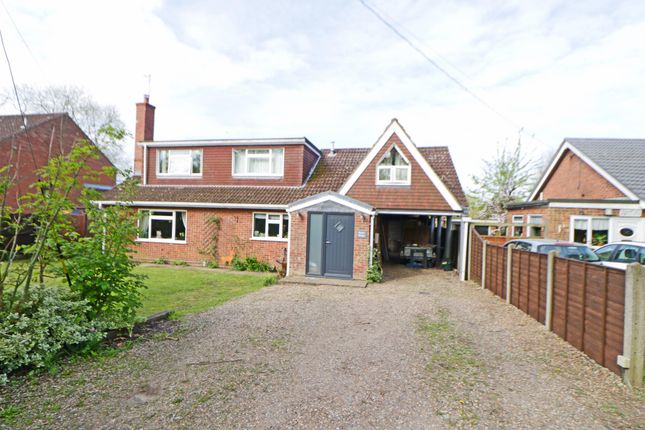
[0,113,65,141]
[565,138,645,201]
[103,146,467,208]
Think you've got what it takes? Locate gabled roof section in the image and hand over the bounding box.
[287,191,374,214]
[0,113,66,141]
[338,119,463,211]
[529,138,645,202]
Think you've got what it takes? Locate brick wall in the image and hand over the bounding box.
[133,207,288,269]
[346,133,452,210]
[145,144,309,187]
[507,207,611,241]
[539,150,625,200]
[288,211,371,280]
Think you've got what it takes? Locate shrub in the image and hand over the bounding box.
[0,288,101,382]
[206,260,219,269]
[231,255,274,272]
[172,260,188,266]
[367,248,383,283]
[152,257,169,265]
[60,197,147,330]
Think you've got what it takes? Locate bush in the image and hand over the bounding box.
[152,257,169,265]
[172,260,188,266]
[231,255,274,272]
[0,288,101,382]
[367,248,383,283]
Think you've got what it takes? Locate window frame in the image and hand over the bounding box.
[137,209,187,243]
[570,216,610,246]
[232,148,284,178]
[156,149,203,178]
[511,215,524,237]
[376,144,411,186]
[526,214,544,237]
[251,212,289,242]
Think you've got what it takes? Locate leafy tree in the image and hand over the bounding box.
[0,84,128,169]
[61,175,146,329]
[468,140,535,221]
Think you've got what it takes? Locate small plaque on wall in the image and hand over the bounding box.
[619,208,641,217]
[357,230,367,239]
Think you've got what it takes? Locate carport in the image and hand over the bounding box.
[375,211,460,271]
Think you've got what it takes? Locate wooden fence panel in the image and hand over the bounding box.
[468,232,626,376]
[484,245,507,300]
[470,230,483,283]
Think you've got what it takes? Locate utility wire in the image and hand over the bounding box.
[0,0,39,68]
[0,26,39,170]
[357,0,524,133]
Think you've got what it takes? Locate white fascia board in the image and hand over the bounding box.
[338,120,462,211]
[529,141,639,202]
[287,195,374,215]
[548,201,643,209]
[145,138,321,156]
[93,200,287,210]
[375,209,462,216]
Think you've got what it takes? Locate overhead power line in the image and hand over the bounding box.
[0,26,39,170]
[357,0,525,133]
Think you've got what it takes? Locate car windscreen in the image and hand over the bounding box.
[537,245,600,261]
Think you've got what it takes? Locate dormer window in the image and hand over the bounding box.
[377,145,410,185]
[158,149,202,177]
[233,148,284,177]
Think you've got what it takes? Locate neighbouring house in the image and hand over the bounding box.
[506,138,645,246]
[0,113,116,236]
[98,96,468,280]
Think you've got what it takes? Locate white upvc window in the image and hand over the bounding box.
[233,148,284,177]
[138,209,187,242]
[571,216,609,246]
[512,215,524,237]
[527,215,544,237]
[252,213,289,241]
[376,145,411,185]
[157,149,202,177]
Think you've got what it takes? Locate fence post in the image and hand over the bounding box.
[545,250,558,331]
[506,245,513,304]
[481,241,487,289]
[620,263,645,388]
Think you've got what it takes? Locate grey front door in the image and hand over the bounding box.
[323,213,354,278]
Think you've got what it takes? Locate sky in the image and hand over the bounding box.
[1,0,645,190]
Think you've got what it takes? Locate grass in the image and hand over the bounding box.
[417,308,487,428]
[135,266,276,318]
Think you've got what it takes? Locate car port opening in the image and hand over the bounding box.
[375,213,460,274]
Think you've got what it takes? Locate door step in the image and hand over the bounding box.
[279,276,367,288]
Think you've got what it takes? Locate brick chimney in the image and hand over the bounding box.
[134,95,155,176]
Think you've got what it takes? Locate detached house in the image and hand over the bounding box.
[0,113,116,235]
[507,138,645,246]
[99,96,467,280]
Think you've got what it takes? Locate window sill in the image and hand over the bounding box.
[156,174,202,179]
[250,237,288,243]
[375,182,411,187]
[136,238,187,244]
[233,175,284,180]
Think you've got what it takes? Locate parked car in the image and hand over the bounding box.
[503,239,600,262]
[593,242,645,269]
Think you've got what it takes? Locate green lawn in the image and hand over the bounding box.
[134,266,276,318]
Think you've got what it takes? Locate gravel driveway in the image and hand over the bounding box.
[2,267,644,429]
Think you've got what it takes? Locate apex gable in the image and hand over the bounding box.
[339,119,462,211]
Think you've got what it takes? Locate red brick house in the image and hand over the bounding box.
[99,97,467,280]
[507,138,645,246]
[0,113,116,234]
